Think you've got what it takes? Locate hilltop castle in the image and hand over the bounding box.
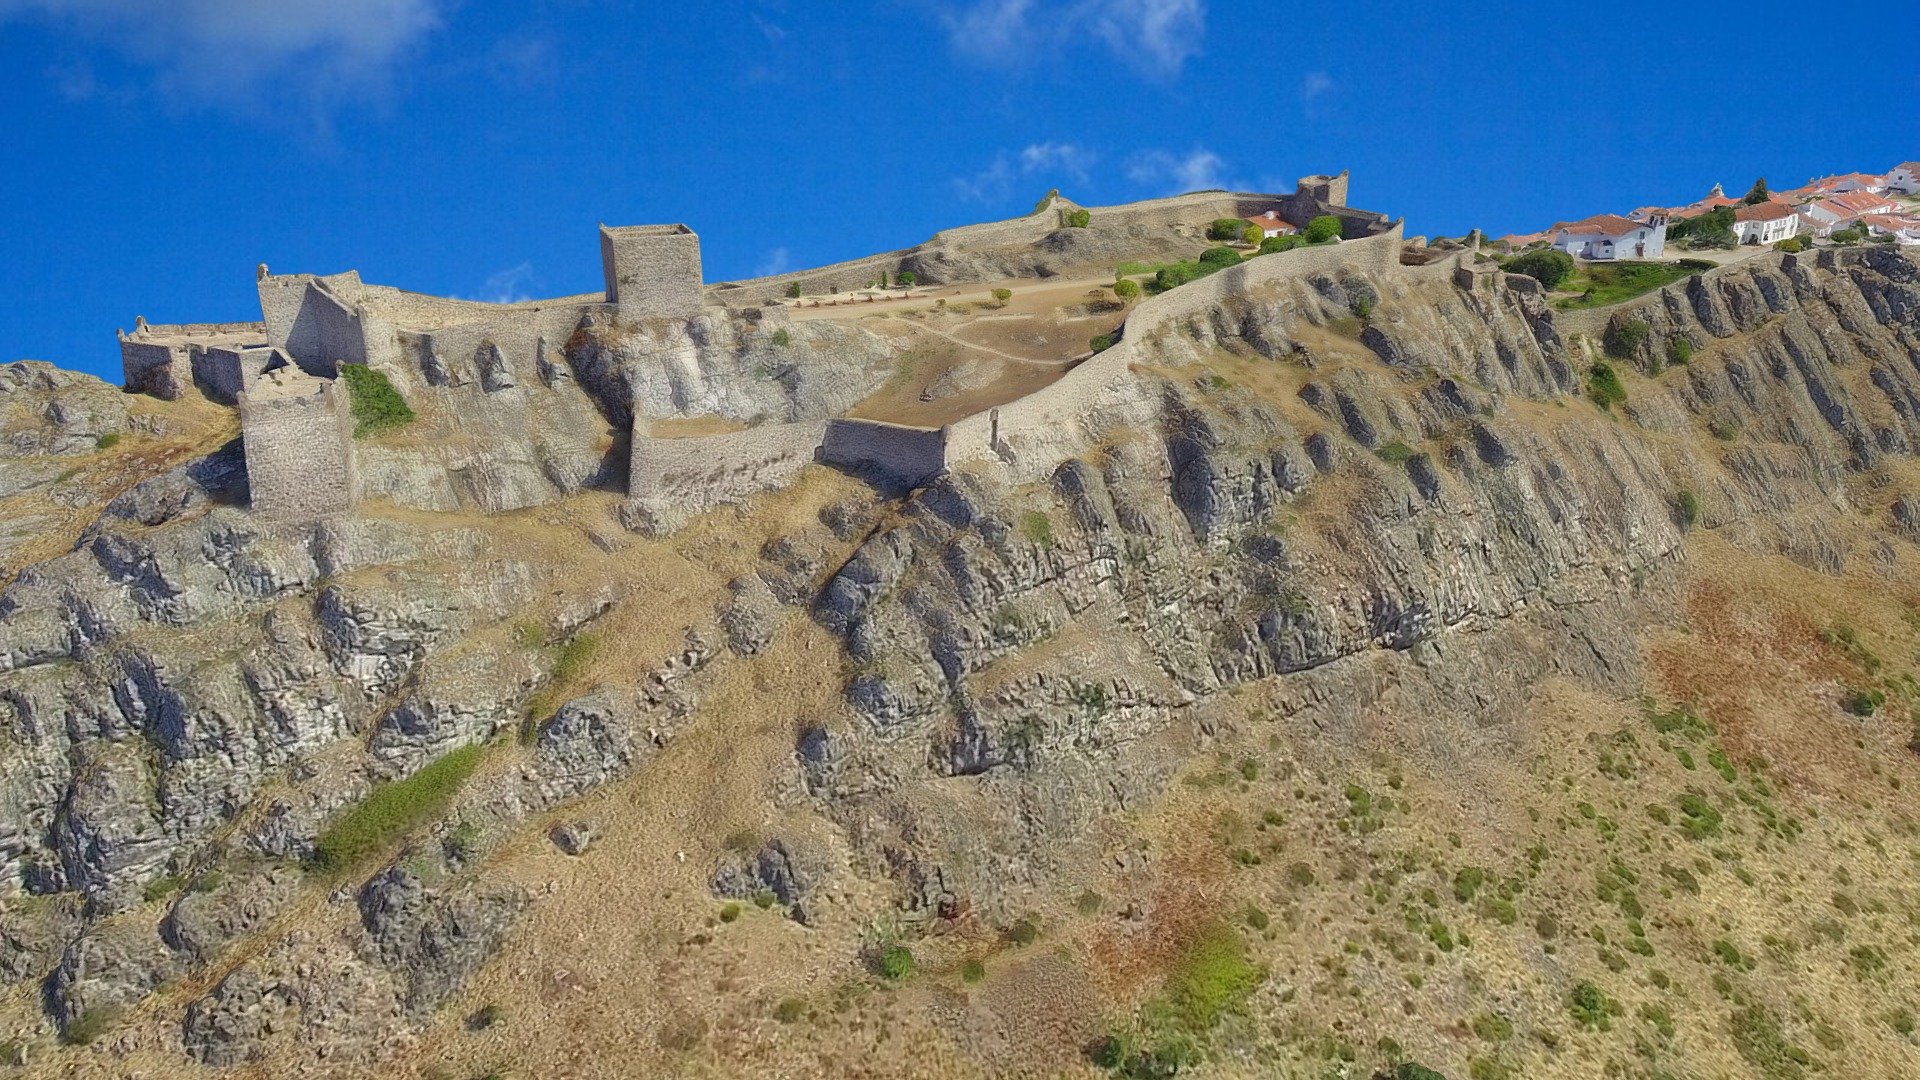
[118,173,1397,524]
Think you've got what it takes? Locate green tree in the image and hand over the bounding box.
[1742,178,1770,205]
[877,269,889,288]
[785,281,801,298]
[1258,233,1305,255]
[1504,249,1575,289]
[1065,208,1091,228]
[991,287,1013,305]
[1207,217,1248,242]
[1305,215,1342,243]
[897,270,917,286]
[1113,278,1141,301]
[1198,246,1242,270]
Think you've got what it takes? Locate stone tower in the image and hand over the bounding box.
[599,224,703,319]
[238,367,358,520]
[1296,171,1350,208]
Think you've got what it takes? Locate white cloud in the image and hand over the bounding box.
[936,0,1205,78]
[1126,147,1242,195]
[0,0,442,112]
[468,262,537,305]
[754,247,793,277]
[1300,71,1333,102]
[955,141,1096,202]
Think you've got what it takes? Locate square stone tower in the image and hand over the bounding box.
[600,224,702,319]
[238,367,358,520]
[1296,172,1350,207]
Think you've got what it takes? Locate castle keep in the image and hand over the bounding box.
[600,224,703,318]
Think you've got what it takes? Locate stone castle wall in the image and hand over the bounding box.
[193,345,283,405]
[258,270,373,377]
[238,371,358,520]
[119,319,266,400]
[819,418,949,486]
[624,418,829,532]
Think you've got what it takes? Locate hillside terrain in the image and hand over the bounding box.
[0,206,1918,1080]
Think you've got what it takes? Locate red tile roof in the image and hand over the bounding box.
[1734,201,1796,222]
[1557,214,1651,238]
[1819,190,1895,217]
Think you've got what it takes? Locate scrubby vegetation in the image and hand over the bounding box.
[1304,215,1343,243]
[1586,362,1627,411]
[1556,261,1712,310]
[340,363,416,438]
[309,743,485,872]
[1503,249,1574,289]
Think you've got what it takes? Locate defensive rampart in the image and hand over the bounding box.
[624,418,830,533]
[118,317,267,400]
[819,418,949,486]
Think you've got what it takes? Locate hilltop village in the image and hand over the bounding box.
[1499,160,1920,259]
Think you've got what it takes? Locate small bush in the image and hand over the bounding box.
[991,287,1012,304]
[309,743,485,873]
[1207,217,1248,242]
[1471,1011,1513,1042]
[1504,249,1575,289]
[770,328,792,347]
[1113,278,1141,301]
[1065,208,1091,229]
[1089,333,1116,354]
[340,363,416,439]
[1305,215,1342,243]
[63,1005,124,1046]
[774,997,807,1023]
[1198,246,1242,270]
[1154,922,1262,1033]
[897,271,917,286]
[1587,362,1628,410]
[95,432,121,450]
[1350,296,1375,319]
[1675,490,1701,529]
[1603,319,1651,360]
[1830,228,1863,245]
[1375,440,1414,465]
[1570,982,1617,1031]
[1019,511,1055,548]
[1666,337,1694,365]
[1843,688,1884,717]
[142,874,184,903]
[718,902,742,923]
[875,945,915,980]
[961,958,987,983]
[785,281,801,298]
[1259,233,1307,255]
[1004,917,1041,946]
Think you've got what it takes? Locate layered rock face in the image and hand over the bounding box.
[0,247,1914,1073]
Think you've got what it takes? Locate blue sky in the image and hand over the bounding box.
[1,0,1913,381]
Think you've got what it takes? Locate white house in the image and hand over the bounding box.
[1804,190,1897,229]
[1861,213,1920,245]
[1243,210,1297,239]
[1887,162,1920,195]
[1732,201,1799,245]
[1552,213,1667,261]
[1816,172,1888,195]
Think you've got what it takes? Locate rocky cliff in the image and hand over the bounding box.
[1,247,1917,1078]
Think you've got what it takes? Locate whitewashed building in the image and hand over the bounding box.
[1887,163,1920,195]
[1552,214,1667,261]
[1732,201,1799,245]
[1243,210,1297,239]
[1804,190,1898,230]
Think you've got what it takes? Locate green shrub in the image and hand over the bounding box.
[770,327,792,347]
[1452,867,1486,904]
[95,432,121,450]
[961,957,987,983]
[897,271,917,286]
[1259,233,1307,255]
[1351,296,1375,319]
[309,743,485,873]
[1729,1004,1810,1079]
[1198,246,1242,270]
[1844,688,1885,717]
[875,945,915,980]
[1305,215,1342,243]
[1675,490,1701,529]
[1206,217,1248,241]
[1393,1065,1449,1080]
[1471,1012,1513,1042]
[1113,278,1140,301]
[1504,249,1575,289]
[1375,440,1414,464]
[142,874,184,903]
[1666,336,1694,365]
[1587,362,1628,410]
[63,1005,124,1046]
[1004,916,1041,946]
[1677,793,1723,838]
[339,363,416,439]
[718,902,742,923]
[991,287,1012,304]
[1773,236,1807,253]
[774,996,807,1023]
[1668,207,1737,249]
[1570,982,1617,1031]
[1065,208,1091,229]
[1830,228,1863,245]
[1603,319,1651,360]
[1020,510,1055,548]
[1089,333,1116,354]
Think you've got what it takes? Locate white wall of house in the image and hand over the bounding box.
[1888,166,1920,195]
[1735,215,1797,245]
[1553,224,1666,260]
